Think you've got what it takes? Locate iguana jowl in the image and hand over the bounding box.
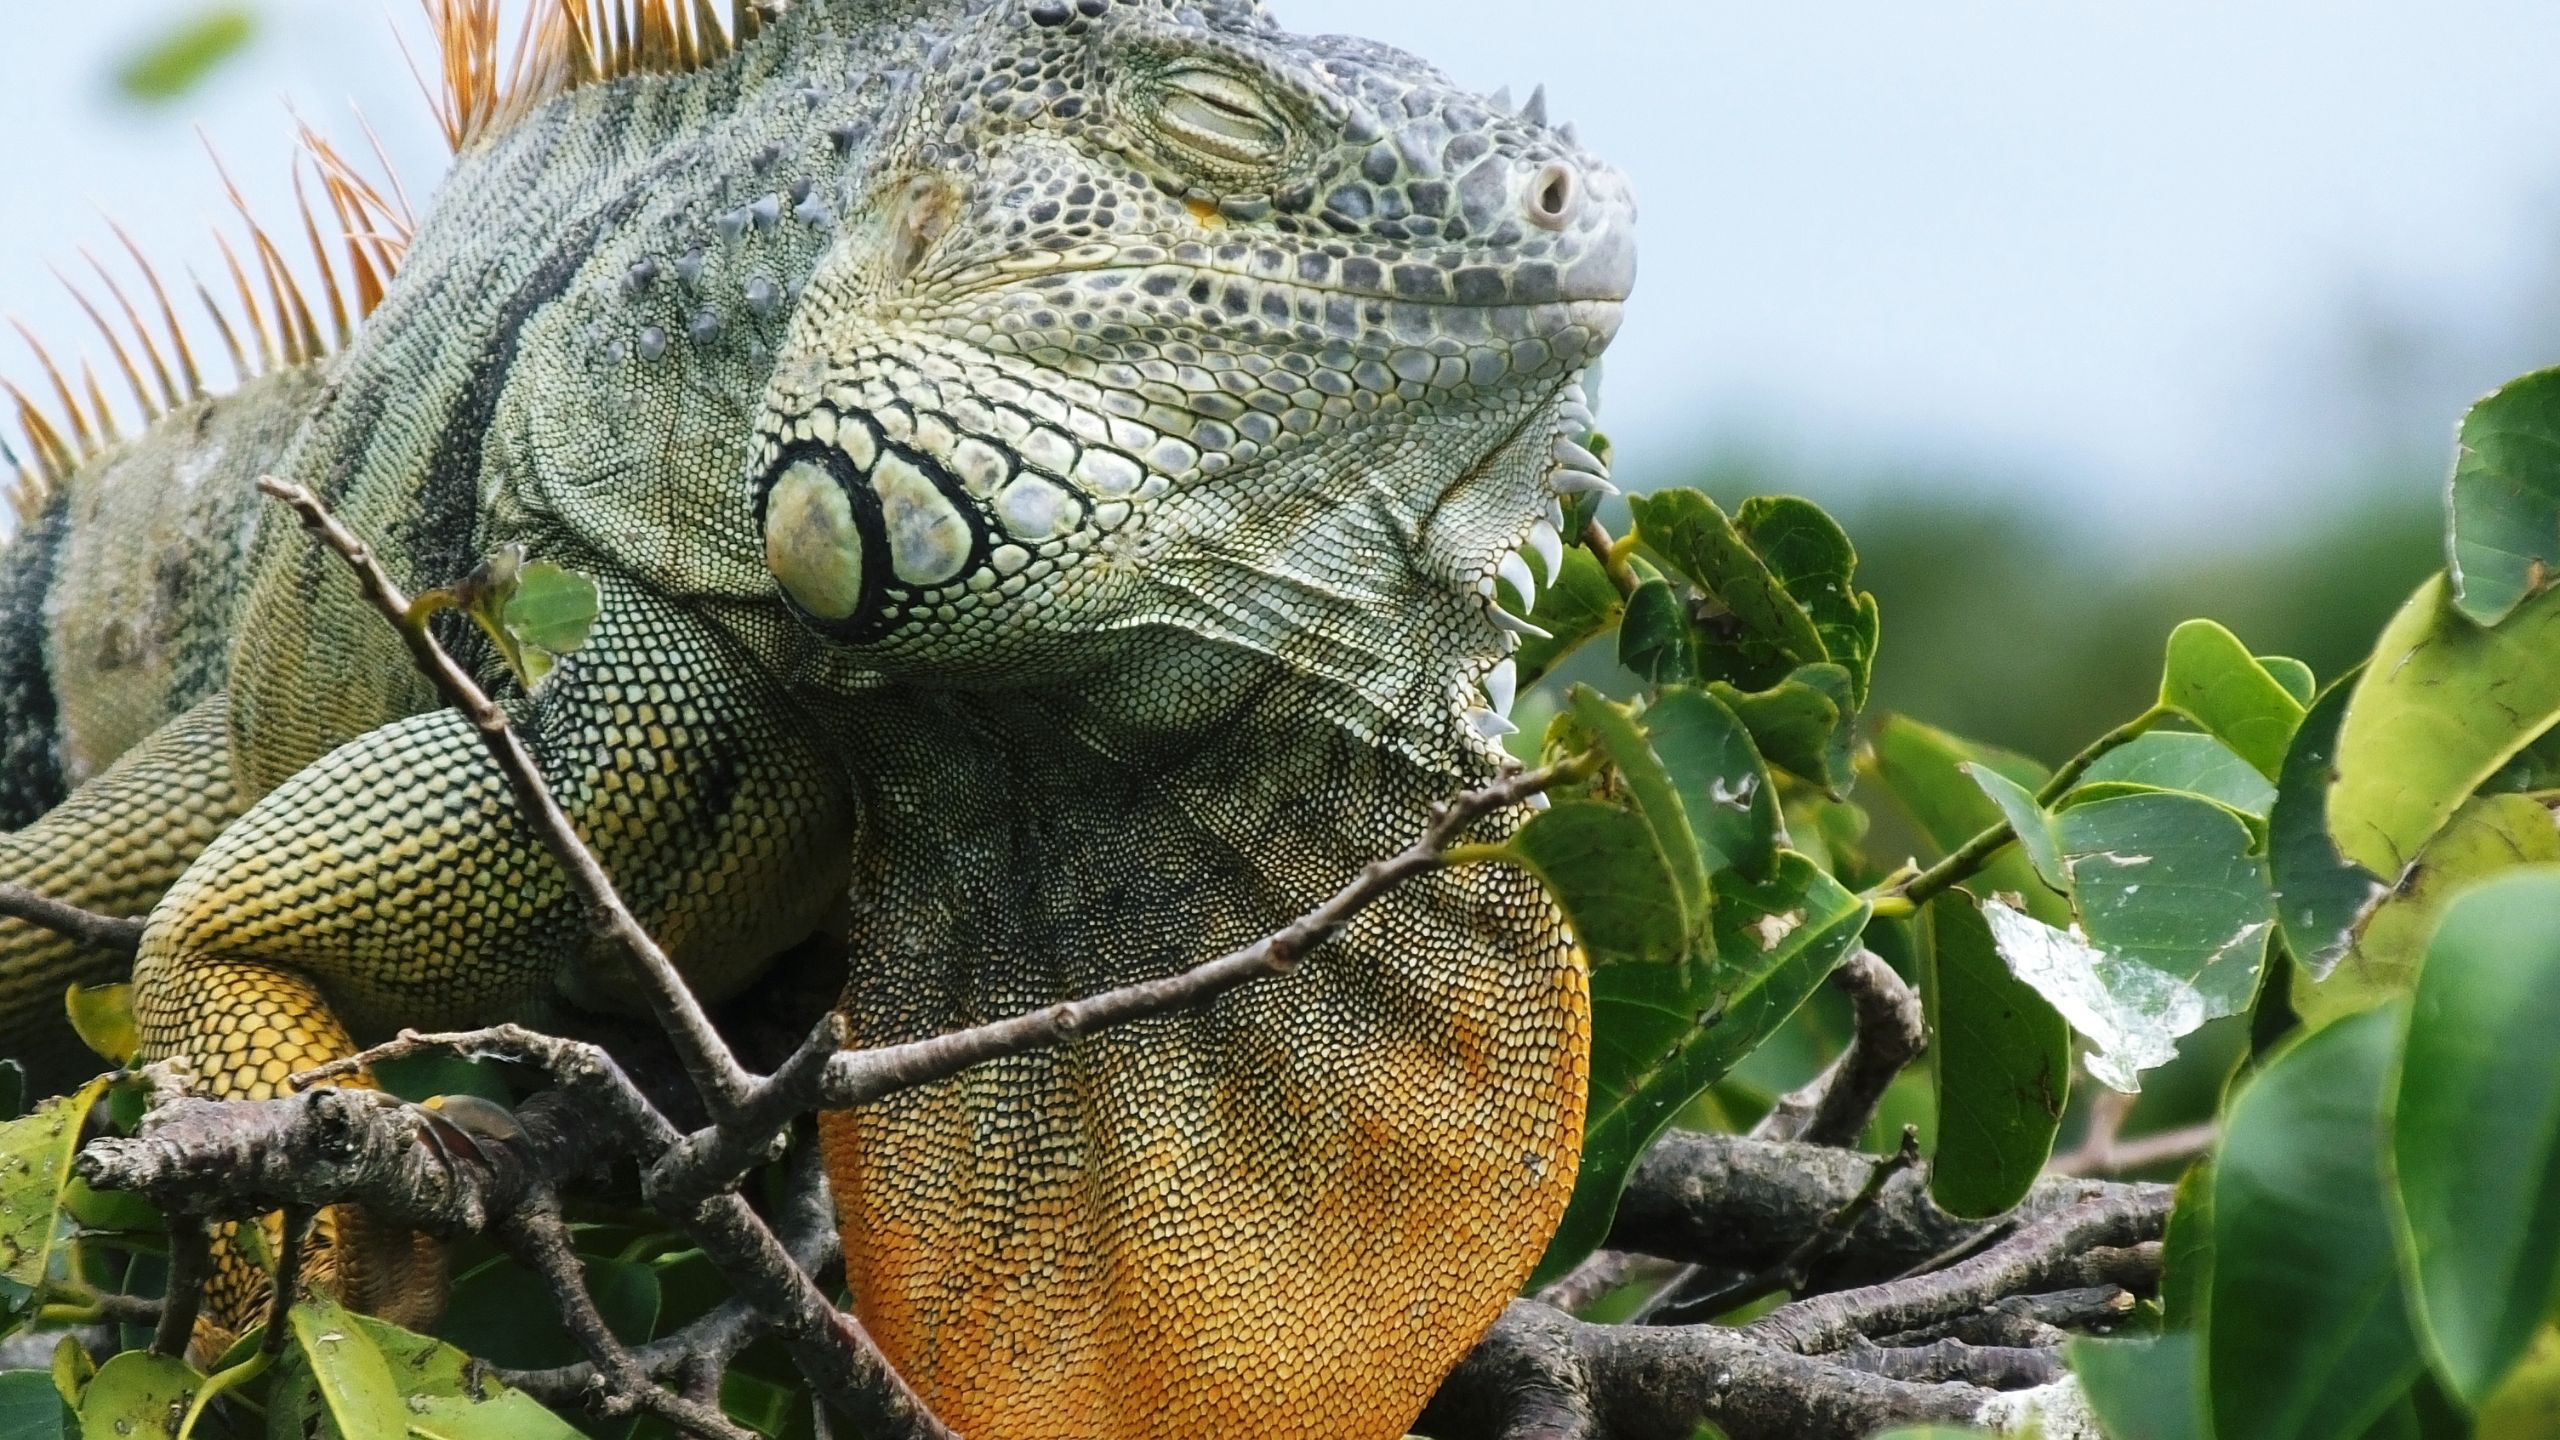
[0,1,1635,1435]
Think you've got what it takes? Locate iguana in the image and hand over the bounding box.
[0,1,1635,1435]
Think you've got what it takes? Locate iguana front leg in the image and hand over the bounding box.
[0,697,246,1087]
[128,575,855,1337]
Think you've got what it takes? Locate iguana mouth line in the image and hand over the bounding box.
[935,258,1635,317]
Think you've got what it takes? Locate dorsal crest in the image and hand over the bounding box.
[422,0,775,153]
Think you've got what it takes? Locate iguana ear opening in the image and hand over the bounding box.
[888,173,961,281]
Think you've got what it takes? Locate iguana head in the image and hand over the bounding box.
[752,0,1634,716]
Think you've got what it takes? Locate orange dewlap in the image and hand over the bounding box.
[820,941,1589,1440]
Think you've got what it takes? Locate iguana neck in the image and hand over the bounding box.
[830,615,1502,1021]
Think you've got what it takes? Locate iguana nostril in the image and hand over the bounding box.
[1528,163,1577,229]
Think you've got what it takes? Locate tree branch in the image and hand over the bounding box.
[0,883,144,956]
[1754,949,1927,1147]
[1741,1191,2166,1354]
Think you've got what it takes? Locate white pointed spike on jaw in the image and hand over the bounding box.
[1521,84,1549,127]
[1484,657,1519,716]
[1526,519,1564,582]
[1523,789,1552,811]
[1488,606,1553,639]
[1554,437,1608,475]
[1497,552,1538,612]
[1470,708,1521,739]
[1488,85,1514,113]
[1551,470,1617,497]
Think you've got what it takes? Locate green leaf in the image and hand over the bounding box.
[2160,619,2307,781]
[1923,892,2067,1218]
[348,1312,583,1439]
[1616,579,1697,685]
[504,562,600,654]
[0,1369,68,1440]
[2390,868,2560,1405]
[2208,1005,2422,1440]
[62,985,137,1067]
[1642,687,1781,882]
[1710,663,1857,795]
[60,1177,157,1234]
[1734,495,1880,708]
[2262,655,2319,707]
[448,547,601,694]
[2304,793,2560,1028]
[500,562,601,692]
[2072,1333,2207,1440]
[2331,576,2560,877]
[1962,764,2065,893]
[2447,367,2560,626]
[1504,801,1688,965]
[2161,1161,2213,1329]
[0,1080,108,1291]
[1868,716,2070,927]
[1630,489,1827,690]
[2080,732,2278,819]
[1530,853,1867,1286]
[1986,792,2274,1090]
[2058,792,2274,1019]
[1514,544,1624,686]
[2478,1326,2560,1439]
[2271,675,2387,979]
[284,1296,404,1440]
[1570,688,1711,930]
[74,1351,197,1440]
[112,6,255,103]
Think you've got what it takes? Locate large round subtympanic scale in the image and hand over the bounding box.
[764,460,865,620]
[996,473,1074,541]
[872,454,975,586]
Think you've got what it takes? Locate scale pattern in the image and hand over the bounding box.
[0,1,1637,1432]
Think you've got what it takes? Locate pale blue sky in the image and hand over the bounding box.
[8,2,2560,540]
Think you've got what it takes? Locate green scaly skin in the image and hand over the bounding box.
[0,2,1635,1433]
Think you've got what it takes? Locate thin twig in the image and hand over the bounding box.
[256,475,752,1113]
[1889,705,2171,912]
[2050,1117,2216,1178]
[152,1220,212,1357]
[499,1197,754,1440]
[263,1207,314,1354]
[0,883,145,956]
[1743,1188,2167,1354]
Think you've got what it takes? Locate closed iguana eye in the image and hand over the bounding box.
[1152,65,1291,170]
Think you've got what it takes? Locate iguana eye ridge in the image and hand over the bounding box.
[1154,65,1291,169]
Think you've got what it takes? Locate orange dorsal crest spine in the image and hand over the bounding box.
[6,0,770,513]
[420,0,768,153]
[4,127,413,519]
